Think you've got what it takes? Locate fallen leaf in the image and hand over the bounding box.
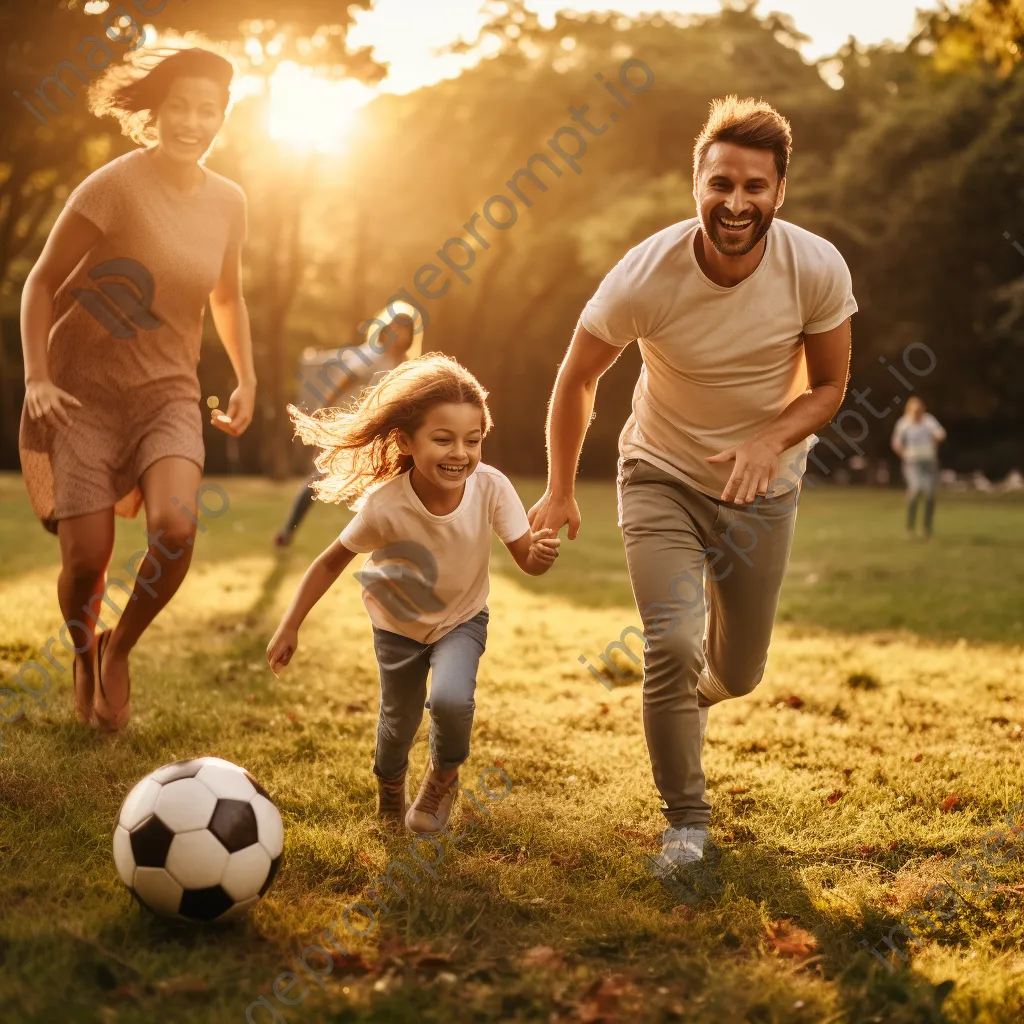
[728,786,749,795]
[783,695,805,709]
[599,703,610,714]
[826,790,845,805]
[858,845,876,856]
[153,978,209,997]
[940,794,960,813]
[493,759,505,768]
[934,852,946,860]
[411,953,453,974]
[550,852,582,868]
[576,974,631,1022]
[330,952,374,975]
[913,753,923,762]
[523,945,564,970]
[888,841,899,851]
[765,919,818,959]
[615,829,654,843]
[357,851,374,866]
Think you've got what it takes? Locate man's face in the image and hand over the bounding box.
[694,142,784,257]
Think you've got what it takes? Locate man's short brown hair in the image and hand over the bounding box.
[693,96,792,188]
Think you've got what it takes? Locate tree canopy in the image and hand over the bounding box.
[2,0,1021,478]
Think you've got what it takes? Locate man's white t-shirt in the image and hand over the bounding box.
[339,463,531,644]
[581,217,858,502]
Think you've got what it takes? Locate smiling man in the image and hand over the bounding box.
[529,96,857,869]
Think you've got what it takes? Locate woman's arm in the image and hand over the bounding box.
[21,208,100,428]
[267,539,357,673]
[504,527,560,577]
[209,237,256,437]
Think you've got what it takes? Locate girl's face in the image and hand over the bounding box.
[156,76,226,164]
[399,402,484,492]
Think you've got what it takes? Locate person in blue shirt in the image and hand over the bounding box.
[891,396,946,538]
[273,308,420,546]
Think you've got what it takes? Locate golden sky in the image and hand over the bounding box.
[348,0,939,95]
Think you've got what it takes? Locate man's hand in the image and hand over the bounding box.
[527,491,581,540]
[707,434,783,503]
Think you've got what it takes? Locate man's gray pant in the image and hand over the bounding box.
[618,457,799,828]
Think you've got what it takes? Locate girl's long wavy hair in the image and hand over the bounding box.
[88,40,235,146]
[289,353,494,511]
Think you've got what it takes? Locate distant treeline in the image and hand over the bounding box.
[2,0,1022,479]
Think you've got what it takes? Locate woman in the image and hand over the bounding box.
[891,396,946,538]
[19,45,255,731]
[273,306,423,547]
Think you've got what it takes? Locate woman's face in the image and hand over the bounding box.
[156,76,226,164]
[907,397,925,420]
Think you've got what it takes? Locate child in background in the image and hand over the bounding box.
[266,354,559,835]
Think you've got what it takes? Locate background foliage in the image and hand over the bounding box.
[1,0,1022,478]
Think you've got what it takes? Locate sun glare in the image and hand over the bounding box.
[266,62,375,154]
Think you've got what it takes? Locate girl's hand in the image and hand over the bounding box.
[529,527,561,567]
[267,624,298,676]
[24,379,81,430]
[211,381,255,437]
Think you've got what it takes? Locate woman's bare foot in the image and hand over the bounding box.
[95,630,132,731]
[73,646,97,725]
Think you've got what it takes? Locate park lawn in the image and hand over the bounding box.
[1,472,1023,1023]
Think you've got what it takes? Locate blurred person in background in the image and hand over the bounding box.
[273,306,422,546]
[891,396,946,538]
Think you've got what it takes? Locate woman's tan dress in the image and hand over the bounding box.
[19,147,247,534]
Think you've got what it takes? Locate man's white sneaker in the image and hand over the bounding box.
[649,825,706,879]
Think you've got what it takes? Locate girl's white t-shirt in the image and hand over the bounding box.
[339,463,531,643]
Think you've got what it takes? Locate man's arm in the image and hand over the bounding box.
[708,318,852,502]
[528,321,626,538]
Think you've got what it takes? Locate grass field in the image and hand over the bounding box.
[1,473,1023,1024]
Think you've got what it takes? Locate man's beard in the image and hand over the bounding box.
[704,205,775,256]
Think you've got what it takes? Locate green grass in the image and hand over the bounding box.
[1,473,1023,1023]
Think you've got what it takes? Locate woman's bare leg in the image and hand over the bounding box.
[101,457,203,706]
[57,509,116,715]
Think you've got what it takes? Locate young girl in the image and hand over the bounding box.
[266,354,559,834]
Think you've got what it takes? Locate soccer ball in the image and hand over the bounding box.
[112,757,284,923]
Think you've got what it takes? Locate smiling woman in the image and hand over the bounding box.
[17,42,257,735]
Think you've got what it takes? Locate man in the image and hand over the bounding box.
[529,96,857,869]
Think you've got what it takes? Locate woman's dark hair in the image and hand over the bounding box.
[89,44,235,146]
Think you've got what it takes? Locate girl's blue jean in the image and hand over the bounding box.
[371,607,489,781]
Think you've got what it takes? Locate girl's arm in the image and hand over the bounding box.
[21,208,99,428]
[209,237,256,437]
[931,417,947,443]
[267,539,357,674]
[504,527,560,577]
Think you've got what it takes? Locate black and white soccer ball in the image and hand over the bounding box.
[113,757,283,923]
